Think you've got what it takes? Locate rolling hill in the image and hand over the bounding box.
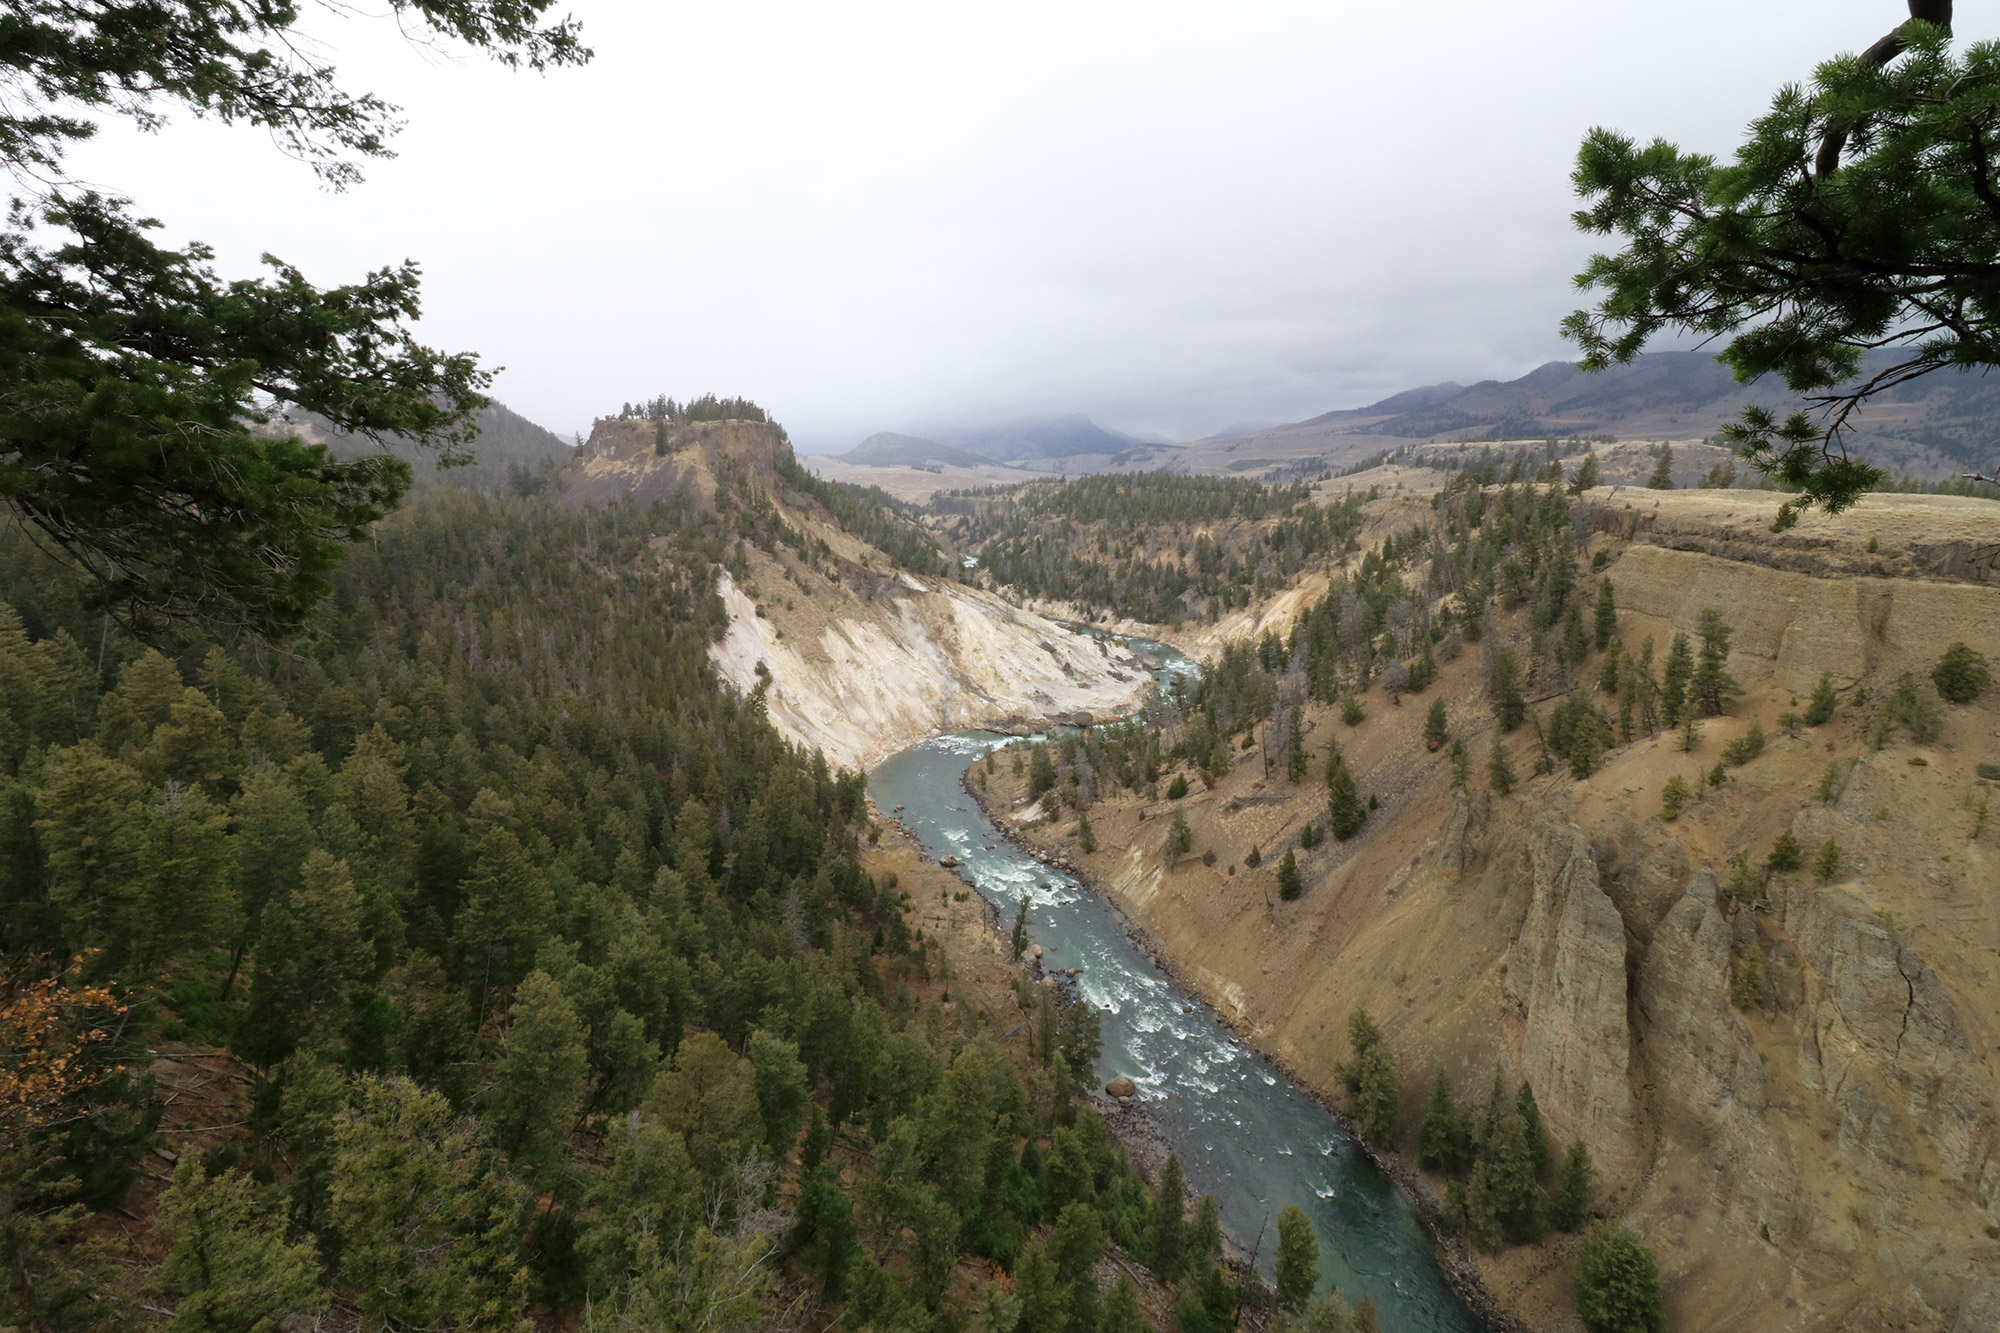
[1194,352,2000,482]
[842,431,998,469]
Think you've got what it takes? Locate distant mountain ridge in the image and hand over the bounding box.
[287,400,571,485]
[1212,351,2000,480]
[938,413,1160,462]
[842,432,998,469]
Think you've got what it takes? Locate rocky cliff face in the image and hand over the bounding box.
[560,415,1152,771]
[1504,821,1643,1178]
[1612,541,1998,695]
[563,416,789,509]
[1635,870,1769,1134]
[709,568,1151,770]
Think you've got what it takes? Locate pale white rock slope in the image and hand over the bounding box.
[709,570,1152,771]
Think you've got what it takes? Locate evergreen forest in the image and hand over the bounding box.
[0,466,1252,1330]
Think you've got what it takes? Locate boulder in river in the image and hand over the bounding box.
[1105,1076,1137,1099]
[939,855,960,867]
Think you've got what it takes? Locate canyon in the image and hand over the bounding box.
[954,481,2000,1332]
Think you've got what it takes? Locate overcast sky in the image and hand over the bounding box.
[63,0,1921,451]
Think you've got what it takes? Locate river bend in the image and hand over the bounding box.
[868,697,1479,1330]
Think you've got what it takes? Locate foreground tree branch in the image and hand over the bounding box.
[1816,1,1955,177]
[1566,14,2000,520]
[0,3,590,637]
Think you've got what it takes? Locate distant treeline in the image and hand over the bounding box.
[955,474,1363,623]
[774,453,949,578]
[617,393,783,434]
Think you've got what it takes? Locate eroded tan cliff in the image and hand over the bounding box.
[564,416,1152,770]
[980,487,2000,1331]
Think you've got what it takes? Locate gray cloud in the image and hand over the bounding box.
[61,0,1908,450]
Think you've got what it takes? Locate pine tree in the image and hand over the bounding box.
[453,826,551,1022]
[1593,577,1616,651]
[1691,608,1740,716]
[1598,637,1622,697]
[1568,707,1603,779]
[1731,948,1764,1011]
[142,685,236,791]
[1175,1257,1236,1333]
[1489,647,1526,731]
[1423,697,1448,751]
[1352,1043,1399,1148]
[1483,1093,1544,1244]
[673,798,716,898]
[1029,744,1058,797]
[1049,1201,1107,1286]
[648,1031,762,1194]
[1933,642,1991,704]
[1766,828,1803,872]
[93,648,185,756]
[746,1029,810,1165]
[1814,838,1842,883]
[1561,600,1589,675]
[1150,1153,1186,1281]
[157,1156,327,1333]
[1646,444,1675,489]
[1550,1138,1595,1232]
[225,766,313,997]
[1487,731,1516,796]
[1418,1068,1466,1174]
[1573,1223,1666,1333]
[1516,1082,1550,1181]
[1570,452,1601,493]
[32,743,145,962]
[1012,894,1031,961]
[1804,671,1839,725]
[1274,1204,1320,1316]
[239,849,372,1067]
[483,969,589,1173]
[1326,752,1365,842]
[1167,772,1189,800]
[1100,1275,1146,1333]
[1353,1295,1380,1333]
[791,1164,857,1299]
[1165,809,1193,864]
[1276,850,1304,901]
[1449,740,1470,791]
[330,1077,531,1331]
[126,779,237,976]
[1014,1238,1067,1333]
[1464,1154,1503,1252]
[579,1109,700,1295]
[1660,632,1693,726]
[1191,1194,1222,1268]
[1287,707,1309,782]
